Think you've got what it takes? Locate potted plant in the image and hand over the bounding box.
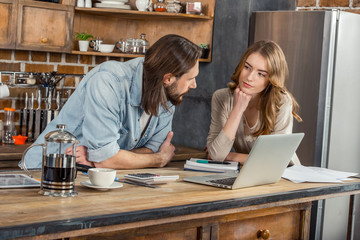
[75,32,94,52]
[198,43,210,59]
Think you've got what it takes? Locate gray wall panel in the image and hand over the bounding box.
[172,0,295,149]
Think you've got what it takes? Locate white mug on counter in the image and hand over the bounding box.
[88,168,116,187]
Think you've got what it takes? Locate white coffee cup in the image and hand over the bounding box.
[88,168,116,187]
[0,84,10,98]
[98,43,115,53]
[136,0,151,11]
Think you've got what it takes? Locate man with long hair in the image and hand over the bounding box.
[23,34,202,169]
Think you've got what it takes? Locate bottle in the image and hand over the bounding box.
[0,120,3,143]
[139,33,150,54]
[3,108,16,144]
[154,0,166,12]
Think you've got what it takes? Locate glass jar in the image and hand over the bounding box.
[3,108,16,144]
[166,0,182,13]
[139,33,150,54]
[125,38,134,53]
[154,0,166,12]
[0,120,3,143]
[115,39,127,53]
[133,39,142,54]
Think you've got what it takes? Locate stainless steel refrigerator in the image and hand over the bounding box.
[249,10,360,240]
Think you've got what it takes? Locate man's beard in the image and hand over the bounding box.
[165,81,189,106]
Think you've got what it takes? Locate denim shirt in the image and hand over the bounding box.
[22,58,174,169]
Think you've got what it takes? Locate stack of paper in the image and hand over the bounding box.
[124,173,179,185]
[184,158,239,173]
[282,165,359,183]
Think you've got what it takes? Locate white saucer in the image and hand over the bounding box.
[100,0,128,3]
[95,3,131,9]
[100,1,125,5]
[99,49,114,53]
[80,180,123,190]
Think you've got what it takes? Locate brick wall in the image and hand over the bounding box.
[0,49,124,137]
[297,0,360,13]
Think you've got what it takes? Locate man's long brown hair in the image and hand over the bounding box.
[142,34,201,116]
[228,40,302,137]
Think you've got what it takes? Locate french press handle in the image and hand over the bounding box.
[20,143,46,178]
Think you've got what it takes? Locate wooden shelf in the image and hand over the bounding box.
[75,7,213,20]
[73,0,215,62]
[72,50,211,62]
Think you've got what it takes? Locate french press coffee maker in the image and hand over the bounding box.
[21,124,79,197]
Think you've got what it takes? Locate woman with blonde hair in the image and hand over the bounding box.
[206,40,302,164]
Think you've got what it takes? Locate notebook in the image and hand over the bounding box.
[184,158,239,173]
[183,133,304,189]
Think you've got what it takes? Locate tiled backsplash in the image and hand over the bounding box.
[0,49,125,138]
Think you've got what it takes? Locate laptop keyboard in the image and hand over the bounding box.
[208,177,236,186]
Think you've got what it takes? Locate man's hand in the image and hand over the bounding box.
[71,132,175,169]
[65,145,93,167]
[156,131,175,167]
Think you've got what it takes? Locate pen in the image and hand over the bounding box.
[196,160,231,165]
[115,179,159,188]
[77,163,92,173]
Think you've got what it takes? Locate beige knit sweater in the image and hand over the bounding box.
[206,88,301,165]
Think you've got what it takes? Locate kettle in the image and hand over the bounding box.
[21,124,79,197]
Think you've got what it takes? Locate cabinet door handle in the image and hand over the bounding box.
[41,38,48,43]
[257,229,270,239]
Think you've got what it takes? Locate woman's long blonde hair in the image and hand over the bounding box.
[228,40,302,137]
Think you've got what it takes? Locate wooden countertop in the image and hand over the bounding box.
[0,143,32,169]
[1,161,360,239]
[0,143,32,159]
[0,144,207,169]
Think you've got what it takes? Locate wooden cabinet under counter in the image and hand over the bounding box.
[70,202,310,240]
[217,204,310,239]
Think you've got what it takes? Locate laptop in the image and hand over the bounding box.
[183,133,304,189]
